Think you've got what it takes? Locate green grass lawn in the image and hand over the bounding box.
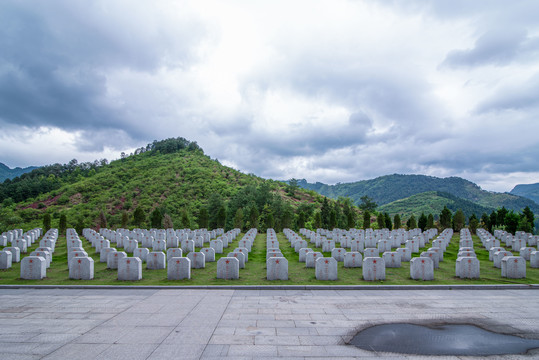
[1,232,537,285]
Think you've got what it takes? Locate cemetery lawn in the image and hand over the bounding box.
[1,232,538,285]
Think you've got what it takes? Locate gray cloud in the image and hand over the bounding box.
[441,29,539,68]
[475,73,539,113]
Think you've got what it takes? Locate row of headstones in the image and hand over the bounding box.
[299,228,439,253]
[492,229,538,251]
[266,228,288,280]
[3,229,58,279]
[285,229,452,281]
[99,227,225,244]
[476,228,539,279]
[70,228,260,280]
[314,227,425,243]
[82,228,242,257]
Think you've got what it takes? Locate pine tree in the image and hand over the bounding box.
[233,208,244,230]
[452,209,465,232]
[440,206,452,229]
[363,211,371,230]
[407,215,417,230]
[133,207,145,227]
[99,211,107,229]
[393,214,401,229]
[426,213,434,229]
[59,213,67,235]
[121,211,129,228]
[418,213,427,231]
[377,212,385,229]
[313,211,322,229]
[150,208,162,228]
[384,213,392,230]
[198,207,209,229]
[43,213,51,233]
[469,214,479,234]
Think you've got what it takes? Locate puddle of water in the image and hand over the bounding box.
[350,323,539,356]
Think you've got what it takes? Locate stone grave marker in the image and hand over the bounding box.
[118,257,142,281]
[227,251,245,268]
[298,248,313,262]
[181,240,195,254]
[267,257,288,280]
[69,256,94,280]
[315,257,338,280]
[133,248,150,262]
[233,248,249,262]
[200,247,215,262]
[519,247,535,261]
[493,250,513,268]
[153,239,167,252]
[383,251,401,268]
[217,257,240,279]
[456,257,480,279]
[20,256,46,279]
[322,240,336,252]
[331,248,346,262]
[147,251,166,270]
[420,251,439,269]
[364,248,379,258]
[530,251,539,268]
[167,248,182,259]
[501,256,526,279]
[410,257,434,280]
[210,239,223,254]
[305,251,323,268]
[187,251,206,268]
[363,257,385,281]
[0,250,12,269]
[344,252,362,268]
[107,251,127,269]
[168,257,191,280]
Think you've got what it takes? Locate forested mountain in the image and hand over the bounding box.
[0,163,38,182]
[510,183,539,205]
[0,138,357,233]
[297,174,539,213]
[378,191,495,219]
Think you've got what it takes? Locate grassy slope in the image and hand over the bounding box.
[1,231,537,285]
[9,150,267,230]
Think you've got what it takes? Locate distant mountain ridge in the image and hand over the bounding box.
[510,183,539,205]
[0,163,38,182]
[298,174,539,214]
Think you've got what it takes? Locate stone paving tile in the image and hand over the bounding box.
[94,343,158,360]
[41,343,111,359]
[147,344,206,359]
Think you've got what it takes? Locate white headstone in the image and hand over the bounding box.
[266,257,288,280]
[315,257,338,280]
[147,251,166,270]
[227,252,245,268]
[210,239,223,254]
[331,248,346,262]
[0,250,12,269]
[363,257,385,281]
[20,256,46,279]
[217,257,240,279]
[344,252,362,268]
[364,248,379,258]
[167,257,191,280]
[456,257,480,279]
[4,247,20,263]
[200,247,216,262]
[69,256,94,280]
[305,251,323,268]
[187,252,206,269]
[410,257,434,280]
[383,251,401,268]
[167,248,182,259]
[118,257,142,281]
[133,247,150,262]
[501,256,526,279]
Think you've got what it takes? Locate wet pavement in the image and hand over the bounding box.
[0,286,538,359]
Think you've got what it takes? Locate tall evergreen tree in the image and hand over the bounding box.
[233,208,244,230]
[489,210,497,232]
[59,213,67,235]
[426,213,434,229]
[321,198,330,228]
[121,211,129,228]
[43,213,51,233]
[363,211,371,230]
[313,211,322,229]
[452,209,465,231]
[208,193,225,229]
[197,207,209,229]
[393,214,401,229]
[504,210,519,234]
[133,207,145,227]
[150,208,162,228]
[440,206,452,229]
[75,217,84,235]
[406,215,417,230]
[377,212,385,229]
[297,211,306,229]
[522,206,535,232]
[497,206,508,226]
[328,209,337,229]
[384,213,392,230]
[248,205,259,229]
[418,213,427,231]
[469,213,479,234]
[216,206,226,228]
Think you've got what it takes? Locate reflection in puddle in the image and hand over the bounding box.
[350,323,539,356]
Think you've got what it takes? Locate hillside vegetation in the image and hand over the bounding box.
[298,174,539,213]
[510,183,539,205]
[378,191,495,219]
[0,138,358,233]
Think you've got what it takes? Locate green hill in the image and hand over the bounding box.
[0,138,353,233]
[298,174,539,213]
[378,191,495,219]
[0,162,38,182]
[510,183,539,205]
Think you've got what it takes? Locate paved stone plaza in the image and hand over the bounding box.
[0,286,537,359]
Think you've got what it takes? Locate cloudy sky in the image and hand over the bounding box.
[1,0,539,192]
